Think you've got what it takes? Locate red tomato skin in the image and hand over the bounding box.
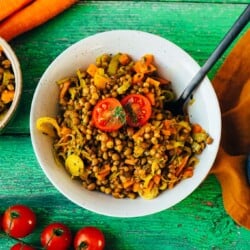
[121,94,152,127]
[74,226,105,250]
[40,222,72,250]
[2,204,36,238]
[92,98,125,132]
[10,243,36,250]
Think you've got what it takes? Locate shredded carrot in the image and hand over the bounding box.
[96,165,111,181]
[123,178,135,189]
[1,90,15,104]
[86,63,98,77]
[0,0,34,22]
[176,155,189,176]
[182,167,194,178]
[145,92,155,106]
[147,179,155,190]
[0,0,78,41]
[153,174,161,185]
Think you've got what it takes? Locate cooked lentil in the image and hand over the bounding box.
[37,53,213,200]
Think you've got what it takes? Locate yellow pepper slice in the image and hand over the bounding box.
[65,154,84,178]
[36,117,61,137]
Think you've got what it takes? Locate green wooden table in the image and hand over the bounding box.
[1,0,250,249]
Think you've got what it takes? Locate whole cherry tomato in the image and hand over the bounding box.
[10,242,36,250]
[2,204,36,238]
[74,226,105,250]
[40,222,72,250]
[92,97,126,131]
[121,94,152,127]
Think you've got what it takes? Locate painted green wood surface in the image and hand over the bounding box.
[1,1,250,249]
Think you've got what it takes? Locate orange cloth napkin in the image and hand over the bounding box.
[210,29,250,230]
[0,0,78,41]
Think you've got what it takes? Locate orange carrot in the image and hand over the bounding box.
[96,165,111,181]
[153,174,161,185]
[132,182,140,192]
[123,178,134,189]
[142,54,154,65]
[145,92,155,106]
[192,123,203,133]
[132,73,144,84]
[182,167,194,178]
[0,0,34,22]
[86,63,98,77]
[119,53,131,65]
[0,0,78,41]
[176,155,189,176]
[1,89,15,103]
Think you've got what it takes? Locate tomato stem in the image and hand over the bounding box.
[78,241,88,250]
[10,211,20,219]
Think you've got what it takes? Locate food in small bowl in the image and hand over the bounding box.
[30,30,221,217]
[0,37,22,132]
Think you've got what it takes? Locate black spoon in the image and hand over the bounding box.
[164,4,250,116]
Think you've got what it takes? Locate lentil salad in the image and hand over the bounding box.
[0,45,15,116]
[37,53,213,200]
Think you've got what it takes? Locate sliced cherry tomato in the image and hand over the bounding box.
[74,226,105,250]
[2,204,36,238]
[121,94,152,127]
[40,222,72,250]
[92,98,126,131]
[10,243,36,250]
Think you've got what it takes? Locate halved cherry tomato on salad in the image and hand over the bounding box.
[10,243,36,250]
[40,222,72,250]
[92,98,126,132]
[2,204,36,238]
[121,94,152,127]
[74,226,105,250]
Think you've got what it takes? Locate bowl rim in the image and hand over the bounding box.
[30,29,221,217]
[0,37,22,132]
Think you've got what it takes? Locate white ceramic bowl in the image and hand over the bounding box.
[30,30,221,217]
[0,37,22,132]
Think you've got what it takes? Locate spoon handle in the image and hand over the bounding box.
[180,4,250,102]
